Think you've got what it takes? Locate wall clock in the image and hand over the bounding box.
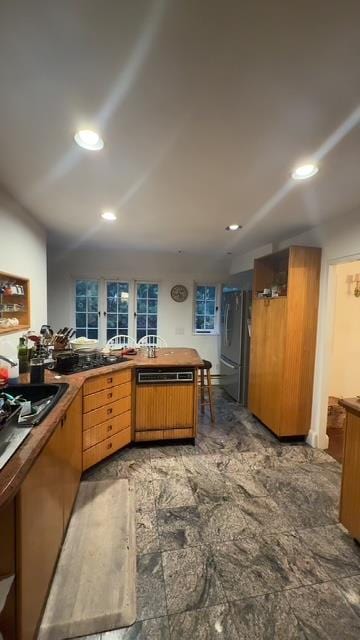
[171,284,188,302]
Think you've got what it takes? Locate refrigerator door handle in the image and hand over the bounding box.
[220,357,236,369]
[224,304,230,346]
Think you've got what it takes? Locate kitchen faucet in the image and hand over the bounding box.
[0,355,17,367]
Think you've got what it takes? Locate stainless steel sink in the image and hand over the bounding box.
[0,383,69,471]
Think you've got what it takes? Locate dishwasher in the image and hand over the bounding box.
[135,367,196,441]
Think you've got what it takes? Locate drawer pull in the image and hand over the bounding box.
[107,424,113,432]
[107,442,113,450]
[107,377,113,384]
[107,392,113,399]
[107,408,113,415]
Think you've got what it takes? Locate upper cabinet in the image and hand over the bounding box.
[0,271,30,335]
[248,246,322,437]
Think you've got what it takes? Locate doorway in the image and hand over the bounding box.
[325,259,360,462]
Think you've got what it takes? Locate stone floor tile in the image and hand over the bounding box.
[285,581,360,640]
[197,498,248,543]
[151,457,187,481]
[135,480,156,512]
[168,604,239,639]
[212,536,303,600]
[136,508,160,555]
[337,574,360,618]
[162,546,226,615]
[297,524,360,579]
[136,553,167,621]
[157,505,203,551]
[229,592,305,640]
[153,478,196,509]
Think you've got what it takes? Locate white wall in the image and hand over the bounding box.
[0,187,47,355]
[328,261,360,398]
[47,248,229,372]
[230,243,273,274]
[230,207,360,448]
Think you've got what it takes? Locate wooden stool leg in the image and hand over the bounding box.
[200,369,205,414]
[206,369,215,423]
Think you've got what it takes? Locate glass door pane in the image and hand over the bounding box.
[136,282,158,342]
[106,281,129,341]
[75,280,99,339]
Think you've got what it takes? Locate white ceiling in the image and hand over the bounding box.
[0,0,359,255]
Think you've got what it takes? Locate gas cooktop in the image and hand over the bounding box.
[53,351,127,375]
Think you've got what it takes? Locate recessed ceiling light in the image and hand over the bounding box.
[101,211,117,221]
[291,163,319,181]
[225,224,242,231]
[74,129,104,151]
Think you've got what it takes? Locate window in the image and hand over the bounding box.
[136,282,159,342]
[75,280,99,339]
[106,281,129,341]
[194,284,219,334]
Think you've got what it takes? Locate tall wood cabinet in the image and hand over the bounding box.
[248,246,321,437]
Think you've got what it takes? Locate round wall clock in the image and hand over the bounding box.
[171,284,188,302]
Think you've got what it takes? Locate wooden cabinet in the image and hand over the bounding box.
[248,246,321,437]
[0,500,16,640]
[135,382,196,441]
[83,368,131,396]
[62,391,82,530]
[16,391,82,640]
[340,408,360,540]
[82,372,132,470]
[249,298,286,434]
[16,423,64,640]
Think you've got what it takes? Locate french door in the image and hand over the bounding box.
[74,279,159,345]
[135,282,159,342]
[104,281,130,342]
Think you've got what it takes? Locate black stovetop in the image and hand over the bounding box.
[53,351,127,375]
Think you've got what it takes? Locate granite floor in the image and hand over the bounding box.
[82,388,360,640]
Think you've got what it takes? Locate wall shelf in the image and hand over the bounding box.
[0,271,30,335]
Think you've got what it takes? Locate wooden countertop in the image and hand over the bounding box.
[340,397,360,416]
[0,348,202,509]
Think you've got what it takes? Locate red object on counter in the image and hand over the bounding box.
[122,348,137,356]
[0,367,9,386]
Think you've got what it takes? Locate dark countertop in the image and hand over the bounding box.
[339,397,360,416]
[0,348,202,509]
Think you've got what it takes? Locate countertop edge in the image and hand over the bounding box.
[339,397,360,416]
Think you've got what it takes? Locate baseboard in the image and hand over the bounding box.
[306,430,329,450]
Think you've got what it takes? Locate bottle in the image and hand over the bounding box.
[18,336,29,374]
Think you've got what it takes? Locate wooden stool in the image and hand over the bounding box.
[198,359,215,423]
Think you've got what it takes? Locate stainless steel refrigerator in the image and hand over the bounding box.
[220,290,252,404]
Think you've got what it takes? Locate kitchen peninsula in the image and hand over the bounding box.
[0,347,202,640]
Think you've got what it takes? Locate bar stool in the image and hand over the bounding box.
[198,359,215,423]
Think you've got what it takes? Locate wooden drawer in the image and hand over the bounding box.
[83,381,131,413]
[83,396,131,430]
[83,368,132,396]
[83,427,131,470]
[83,411,131,450]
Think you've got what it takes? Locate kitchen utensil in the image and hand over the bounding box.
[30,358,45,384]
[52,350,79,373]
[70,338,99,351]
